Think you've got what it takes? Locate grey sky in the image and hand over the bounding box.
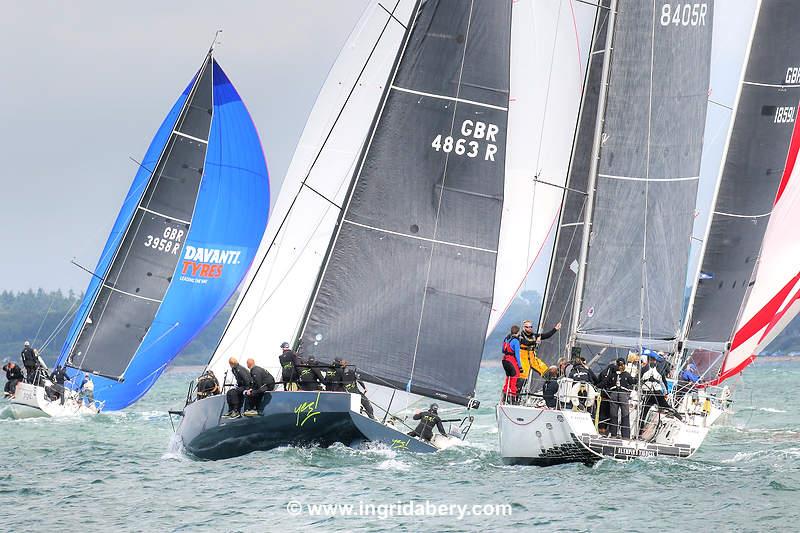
[0,1,756,297]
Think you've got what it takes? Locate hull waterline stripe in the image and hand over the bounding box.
[173,130,209,144]
[344,219,497,254]
[598,174,699,182]
[102,284,163,304]
[137,206,191,225]
[390,85,508,111]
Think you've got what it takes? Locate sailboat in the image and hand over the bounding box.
[172,0,594,460]
[497,0,723,464]
[678,0,800,390]
[8,44,270,419]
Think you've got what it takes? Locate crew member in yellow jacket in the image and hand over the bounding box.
[517,320,561,395]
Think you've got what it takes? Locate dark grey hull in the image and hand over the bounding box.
[175,390,437,460]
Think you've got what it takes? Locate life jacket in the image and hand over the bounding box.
[502,334,517,357]
[641,366,664,393]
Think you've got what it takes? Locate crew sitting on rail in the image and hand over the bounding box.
[243,358,275,415]
[223,357,252,419]
[408,403,447,442]
[196,370,220,399]
[3,361,24,398]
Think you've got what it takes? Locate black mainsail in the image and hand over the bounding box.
[299,0,512,406]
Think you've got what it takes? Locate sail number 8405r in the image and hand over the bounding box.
[431,120,500,162]
[660,3,708,27]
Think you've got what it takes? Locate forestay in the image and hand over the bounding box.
[683,0,800,382]
[575,0,713,354]
[300,0,512,406]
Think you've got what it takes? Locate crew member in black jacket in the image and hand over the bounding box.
[224,357,252,418]
[408,404,447,442]
[243,358,275,415]
[21,341,37,384]
[278,342,300,391]
[599,358,635,438]
[3,362,24,397]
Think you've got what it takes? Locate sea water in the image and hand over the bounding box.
[1,361,797,532]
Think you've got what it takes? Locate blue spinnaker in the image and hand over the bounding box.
[57,57,269,410]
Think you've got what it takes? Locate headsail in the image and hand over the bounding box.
[298,0,512,406]
[682,0,800,382]
[58,55,269,409]
[489,0,597,333]
[204,0,419,383]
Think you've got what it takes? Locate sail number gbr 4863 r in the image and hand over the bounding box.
[431,120,500,162]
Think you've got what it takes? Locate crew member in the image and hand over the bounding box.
[596,359,619,434]
[278,342,300,391]
[501,325,521,403]
[599,358,635,438]
[517,320,561,395]
[243,358,275,415]
[568,356,597,384]
[196,370,220,399]
[224,357,252,418]
[21,341,37,384]
[338,359,375,419]
[542,366,559,408]
[408,404,447,442]
[51,365,71,405]
[639,356,681,432]
[3,362,24,397]
[81,373,95,406]
[322,359,340,391]
[297,356,325,391]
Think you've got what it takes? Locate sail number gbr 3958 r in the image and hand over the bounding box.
[431,120,500,162]
[660,3,708,27]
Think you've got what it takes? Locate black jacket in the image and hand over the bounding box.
[322,365,340,391]
[412,409,447,441]
[568,364,597,384]
[249,365,275,392]
[21,347,37,367]
[53,367,70,385]
[4,364,24,381]
[278,350,300,380]
[599,369,636,391]
[230,364,252,388]
[597,363,617,390]
[542,379,559,408]
[338,366,363,394]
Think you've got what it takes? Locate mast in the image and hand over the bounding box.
[569,0,617,350]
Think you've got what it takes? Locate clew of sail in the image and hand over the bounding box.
[57,55,269,410]
[683,0,800,383]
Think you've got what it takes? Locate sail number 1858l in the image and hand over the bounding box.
[431,120,500,162]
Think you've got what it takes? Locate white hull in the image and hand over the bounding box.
[497,383,729,465]
[3,382,100,419]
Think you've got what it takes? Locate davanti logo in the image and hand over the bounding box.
[180,245,242,281]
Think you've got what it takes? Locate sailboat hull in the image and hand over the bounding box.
[175,390,438,460]
[497,400,720,465]
[3,382,99,419]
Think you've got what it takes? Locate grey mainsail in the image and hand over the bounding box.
[299,0,512,406]
[67,58,214,381]
[574,0,714,355]
[684,0,800,378]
